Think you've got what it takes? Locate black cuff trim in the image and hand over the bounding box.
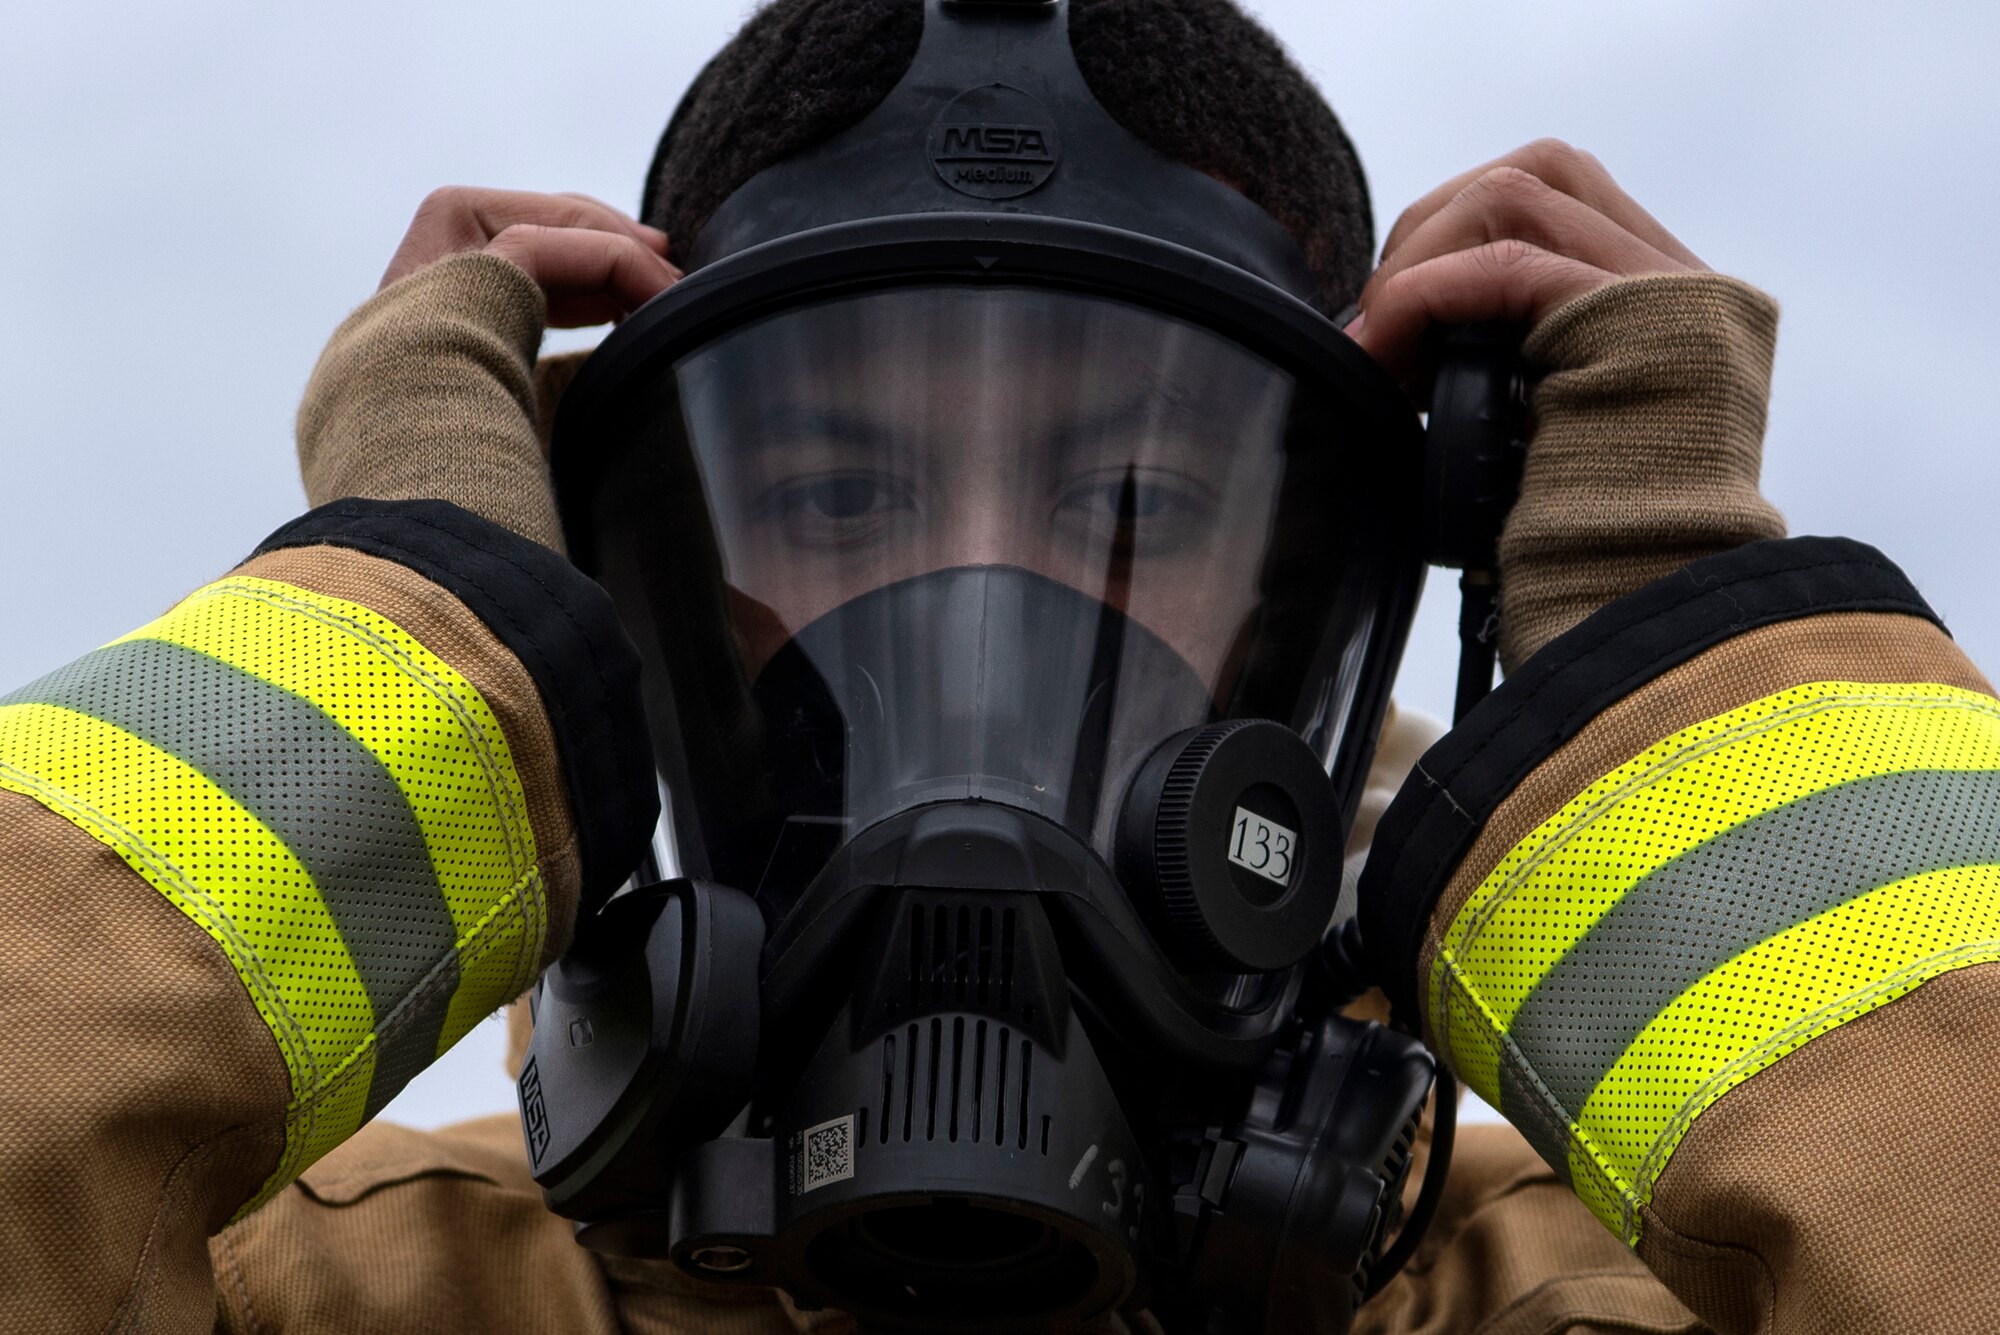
[255,499,658,914]
[1356,536,1940,1019]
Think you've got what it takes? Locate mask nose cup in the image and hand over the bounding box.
[747,565,1219,909]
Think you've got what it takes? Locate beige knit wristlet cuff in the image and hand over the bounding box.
[296,251,565,551]
[1497,272,1787,671]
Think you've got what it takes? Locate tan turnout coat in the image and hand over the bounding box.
[7,254,1993,1334]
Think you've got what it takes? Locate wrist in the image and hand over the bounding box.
[1498,271,1787,671]
[296,251,563,550]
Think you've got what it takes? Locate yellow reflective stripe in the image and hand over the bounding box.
[1436,972,1507,1145]
[2,571,555,1212]
[1574,864,2000,1238]
[295,1046,376,1199]
[0,702,374,1198]
[1439,683,2000,1030]
[440,918,536,1057]
[120,575,546,981]
[1430,679,2000,1247]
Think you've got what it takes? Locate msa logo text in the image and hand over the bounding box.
[934,123,1055,161]
[518,1056,550,1167]
[928,87,1061,199]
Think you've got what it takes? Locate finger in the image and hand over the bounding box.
[484,224,680,327]
[557,192,671,253]
[1381,139,1702,271]
[1351,239,1617,385]
[1367,165,1688,302]
[383,187,664,288]
[485,224,681,324]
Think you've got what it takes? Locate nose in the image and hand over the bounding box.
[928,502,1046,575]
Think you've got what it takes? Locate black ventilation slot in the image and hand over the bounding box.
[971,1020,987,1143]
[948,1017,966,1141]
[875,1004,1050,1154]
[995,1027,1011,1146]
[1017,1039,1033,1151]
[926,1017,943,1140]
[904,899,1019,1015]
[902,1023,918,1142]
[879,1031,896,1145]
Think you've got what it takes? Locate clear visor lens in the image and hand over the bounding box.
[577,283,1390,911]
[677,285,1295,692]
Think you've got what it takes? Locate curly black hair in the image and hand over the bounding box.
[642,0,1373,312]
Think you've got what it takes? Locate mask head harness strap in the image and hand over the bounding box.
[688,0,1323,304]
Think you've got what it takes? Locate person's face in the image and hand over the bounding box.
[677,286,1295,689]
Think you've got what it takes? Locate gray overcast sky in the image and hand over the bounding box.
[5,2,1998,1127]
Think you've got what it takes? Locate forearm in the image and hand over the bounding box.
[1362,536,2000,1334]
[297,252,566,551]
[1352,266,2000,1331]
[0,501,651,1330]
[1498,272,1787,670]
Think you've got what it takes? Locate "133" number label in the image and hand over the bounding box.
[1228,806,1297,887]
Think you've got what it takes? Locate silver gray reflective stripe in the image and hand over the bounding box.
[2,637,458,1107]
[1506,767,2000,1117]
[365,969,462,1121]
[1496,1038,1574,1188]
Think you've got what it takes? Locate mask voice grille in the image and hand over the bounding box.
[679,886,1144,1328]
[905,901,1018,1013]
[878,1017,1049,1155]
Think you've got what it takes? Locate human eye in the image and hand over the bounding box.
[757,471,917,549]
[1053,467,1217,556]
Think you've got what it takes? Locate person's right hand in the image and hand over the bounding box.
[379,186,681,327]
[1348,139,1703,391]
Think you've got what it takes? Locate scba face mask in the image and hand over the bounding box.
[520,1,1511,1328]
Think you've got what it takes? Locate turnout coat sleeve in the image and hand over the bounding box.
[1358,537,2000,1334]
[0,498,655,1332]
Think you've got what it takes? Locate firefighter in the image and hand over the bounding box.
[2,2,1990,1331]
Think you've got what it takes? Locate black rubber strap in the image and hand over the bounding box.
[1356,536,1942,1018]
[255,498,658,915]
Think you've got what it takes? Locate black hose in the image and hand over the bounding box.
[1453,570,1500,723]
[1351,567,1487,1299]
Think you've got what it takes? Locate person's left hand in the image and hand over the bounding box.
[1348,139,1706,386]
[378,186,681,328]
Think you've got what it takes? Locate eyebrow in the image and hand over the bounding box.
[734,402,901,454]
[732,384,1230,463]
[1042,386,1229,464]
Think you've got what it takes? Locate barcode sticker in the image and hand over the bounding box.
[793,1114,855,1194]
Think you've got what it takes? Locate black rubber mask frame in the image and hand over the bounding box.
[686,0,1321,301]
[552,0,1428,1072]
[556,259,1425,1071]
